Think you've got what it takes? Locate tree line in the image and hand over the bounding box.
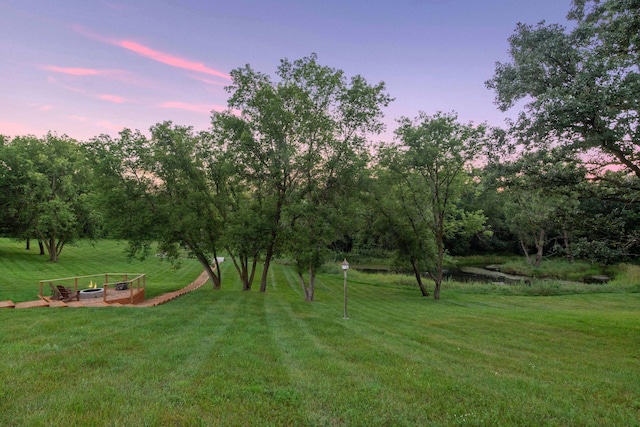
[1,0,638,300]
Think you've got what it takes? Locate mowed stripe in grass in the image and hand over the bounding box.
[0,251,638,425]
[293,272,640,425]
[240,265,639,425]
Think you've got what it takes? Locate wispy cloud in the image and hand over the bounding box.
[43,65,102,76]
[159,101,226,114]
[73,25,230,80]
[68,115,87,121]
[48,80,134,105]
[42,64,136,83]
[118,41,230,80]
[50,81,89,95]
[29,103,54,111]
[98,94,131,103]
[191,75,229,87]
[96,120,124,132]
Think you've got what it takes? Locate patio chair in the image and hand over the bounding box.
[56,285,80,302]
[49,283,63,300]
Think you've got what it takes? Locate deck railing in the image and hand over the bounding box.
[39,273,146,304]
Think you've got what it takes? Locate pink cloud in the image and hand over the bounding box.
[28,103,54,111]
[191,76,228,86]
[98,94,131,103]
[54,83,88,95]
[42,65,101,76]
[159,102,226,114]
[42,64,136,83]
[72,25,230,80]
[96,120,124,132]
[47,80,133,104]
[118,40,230,80]
[68,115,87,121]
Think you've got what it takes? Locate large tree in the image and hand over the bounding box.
[208,141,270,291]
[367,164,434,297]
[213,53,392,297]
[0,134,97,262]
[382,112,488,300]
[89,123,224,289]
[486,0,640,182]
[485,149,587,265]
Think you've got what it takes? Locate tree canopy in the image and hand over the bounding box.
[213,53,392,298]
[486,0,640,182]
[89,123,224,289]
[0,133,98,262]
[4,43,640,299]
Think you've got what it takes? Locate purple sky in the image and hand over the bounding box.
[0,0,572,142]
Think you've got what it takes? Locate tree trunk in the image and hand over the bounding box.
[56,238,66,259]
[229,251,251,290]
[47,237,58,263]
[38,240,45,255]
[249,256,258,289]
[410,258,429,297]
[519,233,532,264]
[241,263,251,291]
[432,223,445,301]
[298,273,309,301]
[260,198,283,292]
[433,280,441,300]
[534,229,545,267]
[298,265,316,302]
[307,267,316,302]
[196,253,220,290]
[259,244,274,292]
[26,238,30,250]
[563,229,574,263]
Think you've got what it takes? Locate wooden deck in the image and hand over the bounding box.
[2,271,209,310]
[15,299,50,309]
[6,287,146,309]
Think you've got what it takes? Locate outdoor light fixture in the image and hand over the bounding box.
[342,259,349,319]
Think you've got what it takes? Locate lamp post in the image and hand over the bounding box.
[342,259,349,319]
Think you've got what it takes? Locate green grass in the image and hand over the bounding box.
[0,238,205,302]
[0,241,639,425]
[499,257,607,281]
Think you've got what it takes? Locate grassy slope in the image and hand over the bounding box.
[0,242,639,425]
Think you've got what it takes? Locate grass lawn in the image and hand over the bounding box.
[0,240,639,425]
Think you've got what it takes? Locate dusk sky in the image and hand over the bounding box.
[1,0,572,142]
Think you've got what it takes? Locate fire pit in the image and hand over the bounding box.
[79,288,104,300]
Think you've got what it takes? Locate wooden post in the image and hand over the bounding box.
[105,274,109,286]
[39,281,43,298]
[103,284,108,303]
